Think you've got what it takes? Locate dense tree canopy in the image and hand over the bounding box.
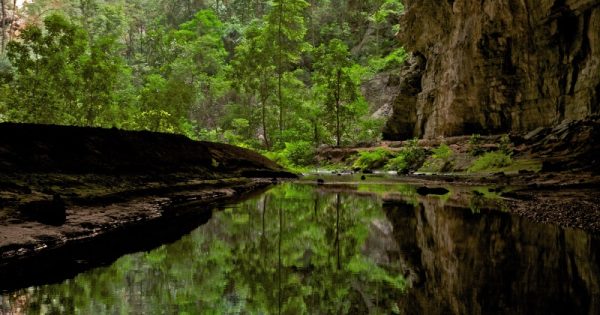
[0,0,406,166]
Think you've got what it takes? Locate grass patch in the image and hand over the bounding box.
[353,148,395,171]
[419,143,454,173]
[468,152,512,173]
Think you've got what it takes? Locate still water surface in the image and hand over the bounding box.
[1,176,599,314]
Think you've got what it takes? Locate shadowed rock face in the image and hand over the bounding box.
[385,0,600,139]
[0,122,290,176]
[385,199,600,315]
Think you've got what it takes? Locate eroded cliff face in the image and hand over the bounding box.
[384,0,600,139]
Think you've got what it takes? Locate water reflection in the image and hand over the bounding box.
[0,183,405,314]
[1,180,600,314]
[386,197,600,315]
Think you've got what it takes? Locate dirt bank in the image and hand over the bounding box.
[0,123,295,291]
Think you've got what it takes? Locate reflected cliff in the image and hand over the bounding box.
[386,197,600,315]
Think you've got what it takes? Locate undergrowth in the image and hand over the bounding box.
[420,143,454,173]
[384,139,427,174]
[468,151,512,172]
[353,148,395,171]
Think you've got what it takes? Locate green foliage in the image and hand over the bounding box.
[263,150,293,170]
[385,139,428,174]
[263,141,315,170]
[282,141,315,166]
[3,183,406,314]
[433,143,453,160]
[314,39,366,146]
[353,148,394,171]
[468,152,513,173]
[468,134,485,156]
[499,134,513,156]
[2,0,408,159]
[351,117,386,145]
[5,14,87,124]
[367,47,408,74]
[420,143,454,173]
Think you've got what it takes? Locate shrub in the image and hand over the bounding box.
[264,151,291,169]
[385,154,408,173]
[352,118,385,146]
[421,143,454,172]
[353,148,394,171]
[468,152,512,172]
[432,143,453,160]
[384,139,427,174]
[283,141,315,166]
[468,134,484,156]
[367,48,408,74]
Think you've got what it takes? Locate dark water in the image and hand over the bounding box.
[1,176,599,314]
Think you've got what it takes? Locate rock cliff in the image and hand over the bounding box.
[384,0,600,139]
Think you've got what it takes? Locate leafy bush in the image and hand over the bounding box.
[385,139,427,174]
[353,148,394,171]
[468,152,512,172]
[282,141,315,166]
[432,143,453,160]
[351,118,385,146]
[367,48,408,74]
[385,155,408,173]
[468,134,484,156]
[264,151,291,169]
[421,143,454,173]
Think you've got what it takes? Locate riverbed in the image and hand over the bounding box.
[1,175,599,314]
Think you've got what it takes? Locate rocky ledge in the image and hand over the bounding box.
[0,123,295,291]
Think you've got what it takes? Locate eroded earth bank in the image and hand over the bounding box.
[0,123,294,291]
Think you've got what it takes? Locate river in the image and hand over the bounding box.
[1,175,599,314]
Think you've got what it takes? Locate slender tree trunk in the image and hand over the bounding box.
[313,117,319,147]
[309,0,315,47]
[336,69,341,147]
[1,0,5,54]
[277,0,284,138]
[262,196,266,236]
[255,0,261,17]
[278,203,283,315]
[261,93,270,149]
[7,0,15,43]
[335,193,341,270]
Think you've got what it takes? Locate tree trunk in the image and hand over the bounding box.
[309,0,315,47]
[335,193,341,270]
[8,0,14,42]
[277,0,284,138]
[278,204,283,315]
[1,0,5,54]
[259,71,271,149]
[336,69,341,147]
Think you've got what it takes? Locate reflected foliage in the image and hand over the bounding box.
[1,183,405,314]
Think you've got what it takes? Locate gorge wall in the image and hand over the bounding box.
[383,0,600,140]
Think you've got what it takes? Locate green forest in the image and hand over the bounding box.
[0,0,405,165]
